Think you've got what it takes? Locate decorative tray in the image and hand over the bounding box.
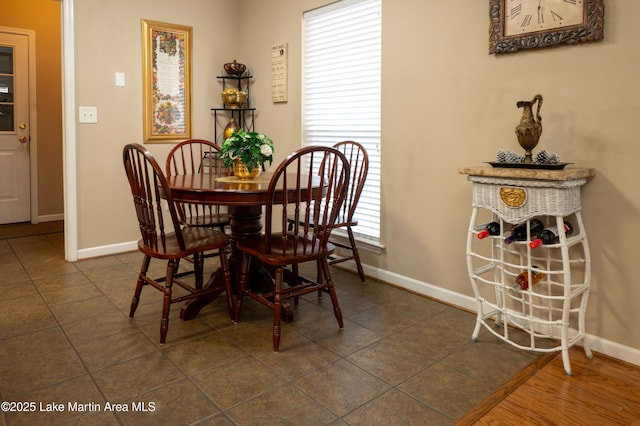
[486,162,571,170]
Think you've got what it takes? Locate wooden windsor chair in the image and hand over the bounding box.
[288,141,369,283]
[233,145,350,352]
[166,139,232,232]
[123,143,233,343]
[166,139,234,284]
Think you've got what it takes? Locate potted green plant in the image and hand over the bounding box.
[220,129,275,179]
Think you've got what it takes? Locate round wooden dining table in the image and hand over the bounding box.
[167,172,317,320]
[169,172,274,238]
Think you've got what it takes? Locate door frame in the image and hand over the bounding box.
[62,0,78,261]
[0,26,39,224]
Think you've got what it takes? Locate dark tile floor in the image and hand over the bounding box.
[0,233,543,425]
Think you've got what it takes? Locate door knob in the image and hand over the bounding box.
[19,136,27,143]
[18,122,26,129]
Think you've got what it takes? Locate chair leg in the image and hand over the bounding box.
[233,254,251,323]
[193,253,204,289]
[316,258,323,298]
[273,267,283,352]
[291,263,300,306]
[160,259,177,344]
[320,258,344,329]
[219,247,234,322]
[130,255,151,317]
[347,226,366,284]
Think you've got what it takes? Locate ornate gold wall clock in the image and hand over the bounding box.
[489,0,605,54]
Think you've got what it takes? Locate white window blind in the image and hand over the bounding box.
[302,0,382,241]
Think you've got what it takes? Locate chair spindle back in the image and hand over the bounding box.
[265,146,350,255]
[166,139,230,228]
[333,141,369,224]
[123,143,184,252]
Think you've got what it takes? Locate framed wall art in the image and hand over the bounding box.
[142,20,192,142]
[489,0,604,54]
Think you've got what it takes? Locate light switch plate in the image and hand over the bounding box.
[115,72,125,87]
[79,106,98,123]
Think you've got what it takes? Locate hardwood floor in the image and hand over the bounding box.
[457,346,640,425]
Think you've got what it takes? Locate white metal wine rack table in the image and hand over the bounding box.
[459,166,596,375]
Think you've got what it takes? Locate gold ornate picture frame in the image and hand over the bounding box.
[142,20,192,142]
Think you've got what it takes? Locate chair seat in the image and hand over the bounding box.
[333,219,358,228]
[138,226,230,259]
[288,213,357,229]
[183,212,231,228]
[237,233,336,266]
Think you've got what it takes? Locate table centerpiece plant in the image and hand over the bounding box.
[220,129,275,179]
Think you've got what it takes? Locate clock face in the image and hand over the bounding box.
[504,0,585,37]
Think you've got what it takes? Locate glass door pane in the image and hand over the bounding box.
[0,46,13,74]
[0,46,14,132]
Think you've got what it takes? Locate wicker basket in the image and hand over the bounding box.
[469,176,585,223]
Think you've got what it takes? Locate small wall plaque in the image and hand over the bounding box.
[271,42,288,103]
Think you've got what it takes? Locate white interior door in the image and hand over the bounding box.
[0,31,30,224]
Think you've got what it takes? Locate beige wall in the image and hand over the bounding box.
[0,0,64,218]
[73,1,640,358]
[73,0,239,247]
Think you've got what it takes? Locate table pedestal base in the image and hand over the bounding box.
[180,205,294,322]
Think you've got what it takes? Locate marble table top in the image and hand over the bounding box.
[459,165,596,181]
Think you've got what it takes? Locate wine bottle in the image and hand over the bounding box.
[510,268,545,291]
[529,221,574,248]
[504,219,543,244]
[476,221,501,239]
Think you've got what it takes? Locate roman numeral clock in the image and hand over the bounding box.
[489,0,604,54]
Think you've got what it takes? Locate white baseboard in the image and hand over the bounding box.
[585,335,640,366]
[38,213,64,223]
[77,240,138,259]
[339,259,640,367]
